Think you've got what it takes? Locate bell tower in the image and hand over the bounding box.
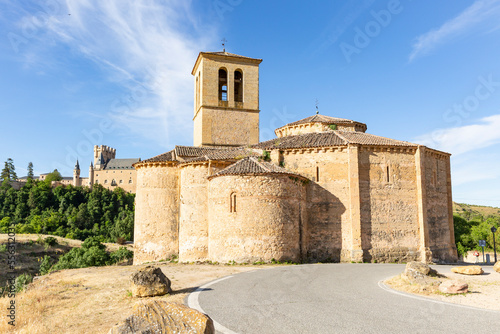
[192,51,262,147]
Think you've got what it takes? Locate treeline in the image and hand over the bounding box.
[454,212,500,256]
[0,180,135,242]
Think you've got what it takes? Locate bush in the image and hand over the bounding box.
[15,273,33,292]
[82,236,106,250]
[43,236,58,247]
[39,255,53,275]
[0,244,6,253]
[116,236,126,245]
[110,247,133,263]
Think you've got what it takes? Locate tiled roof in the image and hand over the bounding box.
[209,157,304,178]
[336,131,416,147]
[175,145,228,157]
[201,51,262,61]
[140,150,175,163]
[182,147,261,162]
[254,131,346,149]
[254,131,416,150]
[283,114,363,127]
[104,158,141,170]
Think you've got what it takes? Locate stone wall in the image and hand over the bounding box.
[280,148,349,262]
[94,169,137,193]
[208,174,306,263]
[179,164,210,262]
[195,107,259,147]
[424,150,457,262]
[358,147,420,263]
[133,163,179,264]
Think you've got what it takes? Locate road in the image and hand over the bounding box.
[187,263,500,334]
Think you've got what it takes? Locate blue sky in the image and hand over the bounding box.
[1,0,500,207]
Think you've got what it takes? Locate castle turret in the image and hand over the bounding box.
[89,162,94,189]
[73,160,81,187]
[93,145,116,169]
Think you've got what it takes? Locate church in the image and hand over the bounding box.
[132,51,457,265]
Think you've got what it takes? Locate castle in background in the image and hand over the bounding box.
[132,50,458,265]
[16,145,139,193]
[72,145,140,193]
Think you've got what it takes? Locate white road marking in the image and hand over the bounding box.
[187,275,240,334]
[378,278,500,313]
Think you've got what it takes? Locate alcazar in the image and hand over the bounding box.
[132,51,457,265]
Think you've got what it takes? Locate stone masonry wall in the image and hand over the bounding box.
[94,169,137,193]
[197,107,259,147]
[133,164,179,265]
[208,175,306,263]
[358,148,420,263]
[280,148,349,262]
[424,151,457,262]
[179,164,210,262]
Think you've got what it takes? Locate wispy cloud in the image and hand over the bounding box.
[414,114,500,155]
[415,115,500,206]
[17,0,217,148]
[409,0,500,62]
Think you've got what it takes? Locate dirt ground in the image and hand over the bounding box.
[385,265,500,311]
[0,262,271,334]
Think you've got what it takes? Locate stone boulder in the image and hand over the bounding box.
[451,266,484,275]
[130,266,172,297]
[438,280,468,294]
[494,261,500,273]
[402,262,440,285]
[108,301,215,334]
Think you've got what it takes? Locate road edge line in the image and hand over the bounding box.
[378,277,500,313]
[187,275,240,334]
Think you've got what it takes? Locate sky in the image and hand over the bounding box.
[1,0,500,207]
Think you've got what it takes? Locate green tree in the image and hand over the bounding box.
[45,169,63,183]
[27,162,34,179]
[1,158,17,181]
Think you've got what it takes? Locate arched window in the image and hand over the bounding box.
[230,192,237,213]
[234,70,243,102]
[219,69,228,101]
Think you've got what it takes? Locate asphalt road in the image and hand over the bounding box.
[187,264,500,334]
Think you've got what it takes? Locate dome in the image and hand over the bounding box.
[275,114,367,138]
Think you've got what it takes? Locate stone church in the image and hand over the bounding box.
[132,51,457,265]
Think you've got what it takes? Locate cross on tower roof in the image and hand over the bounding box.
[315,99,319,114]
[221,38,227,52]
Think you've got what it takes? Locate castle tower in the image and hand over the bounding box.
[89,162,94,189]
[93,145,116,170]
[192,51,262,147]
[73,160,81,187]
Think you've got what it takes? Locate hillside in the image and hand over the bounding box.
[453,202,500,221]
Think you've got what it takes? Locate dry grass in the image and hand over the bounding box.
[0,263,269,334]
[385,274,440,295]
[385,269,500,311]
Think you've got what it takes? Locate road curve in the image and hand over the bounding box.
[187,264,500,334]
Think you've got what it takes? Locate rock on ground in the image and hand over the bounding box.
[438,280,468,294]
[451,266,484,275]
[494,261,500,273]
[108,301,215,334]
[130,266,172,297]
[402,262,440,285]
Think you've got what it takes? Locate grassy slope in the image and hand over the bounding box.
[453,202,500,220]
